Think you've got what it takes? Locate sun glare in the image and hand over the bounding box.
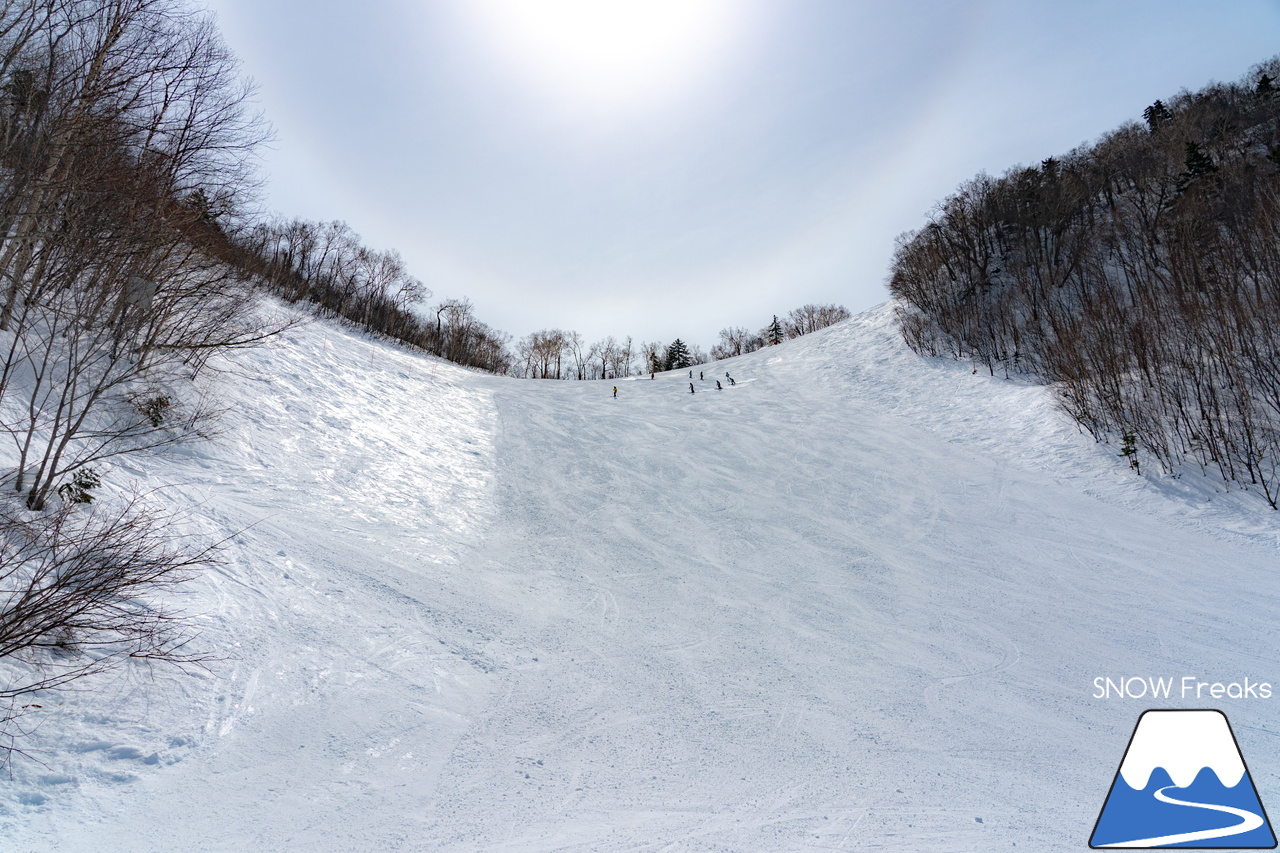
[466,0,744,110]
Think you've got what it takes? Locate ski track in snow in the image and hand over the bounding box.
[3,299,1280,852]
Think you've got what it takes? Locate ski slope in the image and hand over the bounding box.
[5,300,1280,852]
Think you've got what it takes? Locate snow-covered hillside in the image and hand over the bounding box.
[5,301,1280,852]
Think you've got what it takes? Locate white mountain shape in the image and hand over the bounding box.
[1119,710,1247,790]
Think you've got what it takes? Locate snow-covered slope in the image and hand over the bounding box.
[5,300,1280,852]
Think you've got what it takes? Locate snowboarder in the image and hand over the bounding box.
[716,380,722,389]
[729,377,736,386]
[689,383,695,394]
[612,386,617,398]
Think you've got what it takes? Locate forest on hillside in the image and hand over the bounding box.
[0,0,282,753]
[226,214,851,379]
[889,58,1280,506]
[225,214,851,380]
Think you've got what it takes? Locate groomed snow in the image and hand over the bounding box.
[4,300,1280,851]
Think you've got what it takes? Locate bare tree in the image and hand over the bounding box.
[785,303,851,337]
[588,335,617,380]
[0,491,219,764]
[566,330,586,380]
[612,335,635,378]
[639,340,663,375]
[518,329,569,379]
[710,326,751,359]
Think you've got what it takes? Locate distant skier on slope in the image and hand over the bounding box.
[699,371,703,380]
[716,380,722,389]
[729,377,736,386]
[689,383,695,394]
[612,386,618,398]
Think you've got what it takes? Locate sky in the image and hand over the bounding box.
[201,0,1280,349]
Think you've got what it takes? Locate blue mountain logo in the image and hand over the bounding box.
[1091,709,1276,848]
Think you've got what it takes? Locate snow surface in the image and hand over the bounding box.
[4,299,1280,851]
[1118,710,1245,790]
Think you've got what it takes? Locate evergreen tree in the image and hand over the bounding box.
[1257,73,1275,98]
[1177,140,1217,192]
[767,315,784,346]
[1118,432,1140,474]
[664,338,690,370]
[1142,99,1172,131]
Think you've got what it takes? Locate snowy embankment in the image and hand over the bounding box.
[5,300,1280,852]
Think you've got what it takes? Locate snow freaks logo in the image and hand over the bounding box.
[1090,710,1276,848]
[1093,676,1273,700]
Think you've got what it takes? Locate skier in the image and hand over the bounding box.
[729,377,736,386]
[716,380,722,390]
[650,372,654,380]
[689,383,695,394]
[612,386,618,398]
[699,371,703,380]
[725,371,730,378]
[688,370,693,379]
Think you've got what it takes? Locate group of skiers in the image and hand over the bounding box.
[686,371,737,394]
[687,370,735,393]
[613,369,737,398]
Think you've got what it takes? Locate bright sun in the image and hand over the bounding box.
[466,0,744,110]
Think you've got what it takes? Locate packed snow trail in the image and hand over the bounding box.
[4,302,1280,851]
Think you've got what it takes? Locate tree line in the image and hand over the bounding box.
[222,217,515,375]
[708,304,851,361]
[217,209,853,381]
[513,304,850,380]
[889,57,1280,506]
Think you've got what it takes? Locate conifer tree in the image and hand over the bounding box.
[664,339,691,370]
[767,315,784,345]
[1142,99,1172,131]
[1177,141,1217,192]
